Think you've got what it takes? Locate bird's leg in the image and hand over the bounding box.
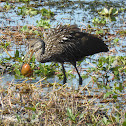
[71,62,82,85]
[61,63,67,84]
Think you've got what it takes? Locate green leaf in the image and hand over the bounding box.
[36,19,50,29]
[113,95,118,99]
[35,102,41,109]
[109,7,113,15]
[21,25,28,32]
[103,7,109,14]
[15,68,20,76]
[114,70,119,76]
[102,116,110,125]
[32,114,36,120]
[103,91,114,99]
[15,50,19,58]
[98,7,109,15]
[16,114,21,123]
[96,29,104,35]
[40,8,54,18]
[79,113,84,120]
[25,107,36,112]
[110,16,116,21]
[102,117,108,124]
[66,107,76,122]
[67,107,72,117]
[123,120,126,126]
[113,38,119,44]
[30,10,37,15]
[112,8,118,15]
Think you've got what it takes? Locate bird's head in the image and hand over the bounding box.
[28,39,45,62]
[29,39,45,53]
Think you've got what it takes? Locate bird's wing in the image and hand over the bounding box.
[44,25,108,62]
[45,24,80,43]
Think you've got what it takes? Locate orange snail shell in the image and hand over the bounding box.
[21,63,33,77]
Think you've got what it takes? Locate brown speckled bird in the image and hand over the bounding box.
[29,24,109,85]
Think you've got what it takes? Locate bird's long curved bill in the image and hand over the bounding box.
[29,49,34,63]
[24,49,34,63]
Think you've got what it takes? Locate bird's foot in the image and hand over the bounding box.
[79,77,82,85]
[63,77,67,84]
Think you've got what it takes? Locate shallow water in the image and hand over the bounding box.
[0,0,126,87]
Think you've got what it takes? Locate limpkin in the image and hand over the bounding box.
[29,24,109,85]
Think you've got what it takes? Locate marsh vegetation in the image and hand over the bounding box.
[0,0,126,125]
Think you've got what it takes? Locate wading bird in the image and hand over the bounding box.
[29,24,109,85]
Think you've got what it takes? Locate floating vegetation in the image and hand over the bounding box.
[98,7,118,16]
